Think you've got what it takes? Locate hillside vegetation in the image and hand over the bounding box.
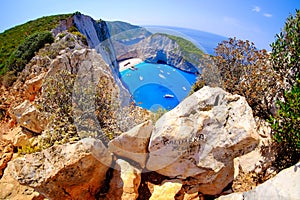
[0,14,72,75]
[161,33,204,64]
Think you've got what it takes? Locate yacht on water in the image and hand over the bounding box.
[164,94,174,98]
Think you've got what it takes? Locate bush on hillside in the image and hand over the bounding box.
[196,38,280,119]
[271,9,300,87]
[37,69,149,149]
[7,31,54,73]
[269,82,300,169]
[269,10,300,170]
[37,70,79,149]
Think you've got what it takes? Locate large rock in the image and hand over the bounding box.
[217,162,300,200]
[149,179,183,200]
[146,86,259,195]
[10,138,112,200]
[108,121,153,168]
[0,161,43,200]
[24,72,45,101]
[10,100,47,134]
[106,159,141,200]
[234,118,275,175]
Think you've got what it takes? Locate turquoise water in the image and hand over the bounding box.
[120,62,197,110]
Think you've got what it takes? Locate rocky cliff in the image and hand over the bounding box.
[115,33,202,73]
[53,13,131,105]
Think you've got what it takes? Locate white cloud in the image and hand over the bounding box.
[263,13,272,18]
[252,6,261,13]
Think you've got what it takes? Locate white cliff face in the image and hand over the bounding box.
[73,14,118,69]
[73,13,131,106]
[73,14,103,49]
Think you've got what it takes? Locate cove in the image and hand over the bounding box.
[120,62,197,111]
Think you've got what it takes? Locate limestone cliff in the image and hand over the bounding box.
[52,13,131,105]
[115,33,202,73]
[53,13,118,68]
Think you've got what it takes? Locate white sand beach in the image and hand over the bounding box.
[119,58,143,72]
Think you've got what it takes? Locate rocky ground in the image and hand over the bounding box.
[1,79,299,199]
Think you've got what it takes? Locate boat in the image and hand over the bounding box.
[164,94,174,98]
[159,74,166,79]
[124,61,131,66]
[129,66,137,71]
[139,75,143,80]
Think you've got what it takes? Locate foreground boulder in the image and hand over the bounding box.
[106,159,141,200]
[146,86,259,195]
[217,162,300,200]
[108,120,153,168]
[10,138,112,200]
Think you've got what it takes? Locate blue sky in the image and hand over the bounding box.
[0,0,299,50]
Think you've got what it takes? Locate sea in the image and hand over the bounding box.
[121,62,196,111]
[120,26,227,110]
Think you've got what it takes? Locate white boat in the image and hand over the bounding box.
[182,86,187,91]
[139,75,143,80]
[159,74,166,79]
[164,94,174,98]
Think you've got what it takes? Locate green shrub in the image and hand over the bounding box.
[271,9,300,86]
[269,82,300,169]
[37,69,148,148]
[269,10,300,169]
[17,139,43,155]
[189,77,205,95]
[7,31,54,73]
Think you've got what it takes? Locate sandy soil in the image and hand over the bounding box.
[119,58,143,72]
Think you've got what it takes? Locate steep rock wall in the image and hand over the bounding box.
[116,34,200,73]
[72,13,131,105]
